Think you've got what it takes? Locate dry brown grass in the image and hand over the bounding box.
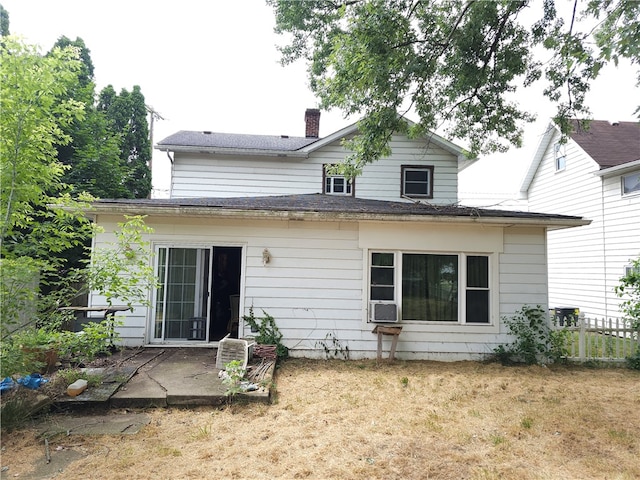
[2,359,640,479]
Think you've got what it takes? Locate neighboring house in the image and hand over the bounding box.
[87,109,587,360]
[519,119,640,319]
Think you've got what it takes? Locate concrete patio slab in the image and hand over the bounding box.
[110,348,231,407]
[51,347,274,409]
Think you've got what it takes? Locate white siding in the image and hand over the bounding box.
[527,132,608,317]
[499,227,549,314]
[93,215,551,361]
[170,134,459,205]
[601,171,640,318]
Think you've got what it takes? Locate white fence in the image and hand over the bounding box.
[555,316,640,363]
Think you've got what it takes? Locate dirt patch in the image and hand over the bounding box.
[2,359,639,479]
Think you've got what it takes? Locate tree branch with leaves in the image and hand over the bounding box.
[269,0,639,174]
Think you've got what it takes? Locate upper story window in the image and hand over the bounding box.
[401,165,434,199]
[554,142,566,171]
[622,172,640,196]
[323,165,353,195]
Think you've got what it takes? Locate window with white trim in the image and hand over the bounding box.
[554,142,566,171]
[369,251,491,323]
[323,165,353,195]
[622,172,640,196]
[401,165,433,199]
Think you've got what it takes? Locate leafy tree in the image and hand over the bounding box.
[62,109,128,198]
[1,37,156,362]
[98,85,152,198]
[86,215,157,309]
[269,0,640,177]
[49,36,94,103]
[0,36,86,248]
[47,37,130,200]
[0,36,94,331]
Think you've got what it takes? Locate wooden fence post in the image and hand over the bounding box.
[578,314,586,361]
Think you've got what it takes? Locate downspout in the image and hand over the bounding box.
[166,151,174,198]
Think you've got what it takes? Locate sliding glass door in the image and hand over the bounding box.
[153,247,211,341]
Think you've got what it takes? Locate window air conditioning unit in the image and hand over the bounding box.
[369,302,398,323]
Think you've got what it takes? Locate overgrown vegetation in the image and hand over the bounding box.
[0,216,155,380]
[55,368,104,389]
[1,34,158,385]
[4,360,640,478]
[243,307,289,359]
[221,359,247,399]
[493,305,570,365]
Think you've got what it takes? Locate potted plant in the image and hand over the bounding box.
[242,307,288,360]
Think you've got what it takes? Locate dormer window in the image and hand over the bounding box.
[323,165,353,195]
[401,165,433,199]
[554,142,566,171]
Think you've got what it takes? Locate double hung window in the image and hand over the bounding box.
[324,165,353,195]
[554,142,566,171]
[401,165,433,199]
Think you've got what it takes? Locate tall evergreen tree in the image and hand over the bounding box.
[50,37,126,200]
[98,85,152,199]
[49,37,151,199]
[0,4,9,37]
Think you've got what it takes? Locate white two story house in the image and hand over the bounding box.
[520,119,640,320]
[87,109,587,360]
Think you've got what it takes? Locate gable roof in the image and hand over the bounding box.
[88,193,587,229]
[520,119,640,195]
[569,120,640,168]
[156,130,319,157]
[155,116,471,167]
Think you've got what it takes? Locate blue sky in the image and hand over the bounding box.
[4,0,638,199]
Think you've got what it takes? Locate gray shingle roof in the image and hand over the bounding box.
[93,194,583,222]
[156,130,319,151]
[570,120,640,168]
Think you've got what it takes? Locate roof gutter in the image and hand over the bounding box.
[85,203,590,229]
[593,158,640,178]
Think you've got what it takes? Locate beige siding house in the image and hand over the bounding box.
[88,110,587,360]
[520,120,640,319]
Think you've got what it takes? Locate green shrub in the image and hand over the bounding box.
[1,327,59,377]
[56,319,122,366]
[626,350,640,370]
[243,307,289,359]
[494,305,569,365]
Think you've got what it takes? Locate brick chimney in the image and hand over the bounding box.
[305,108,321,138]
